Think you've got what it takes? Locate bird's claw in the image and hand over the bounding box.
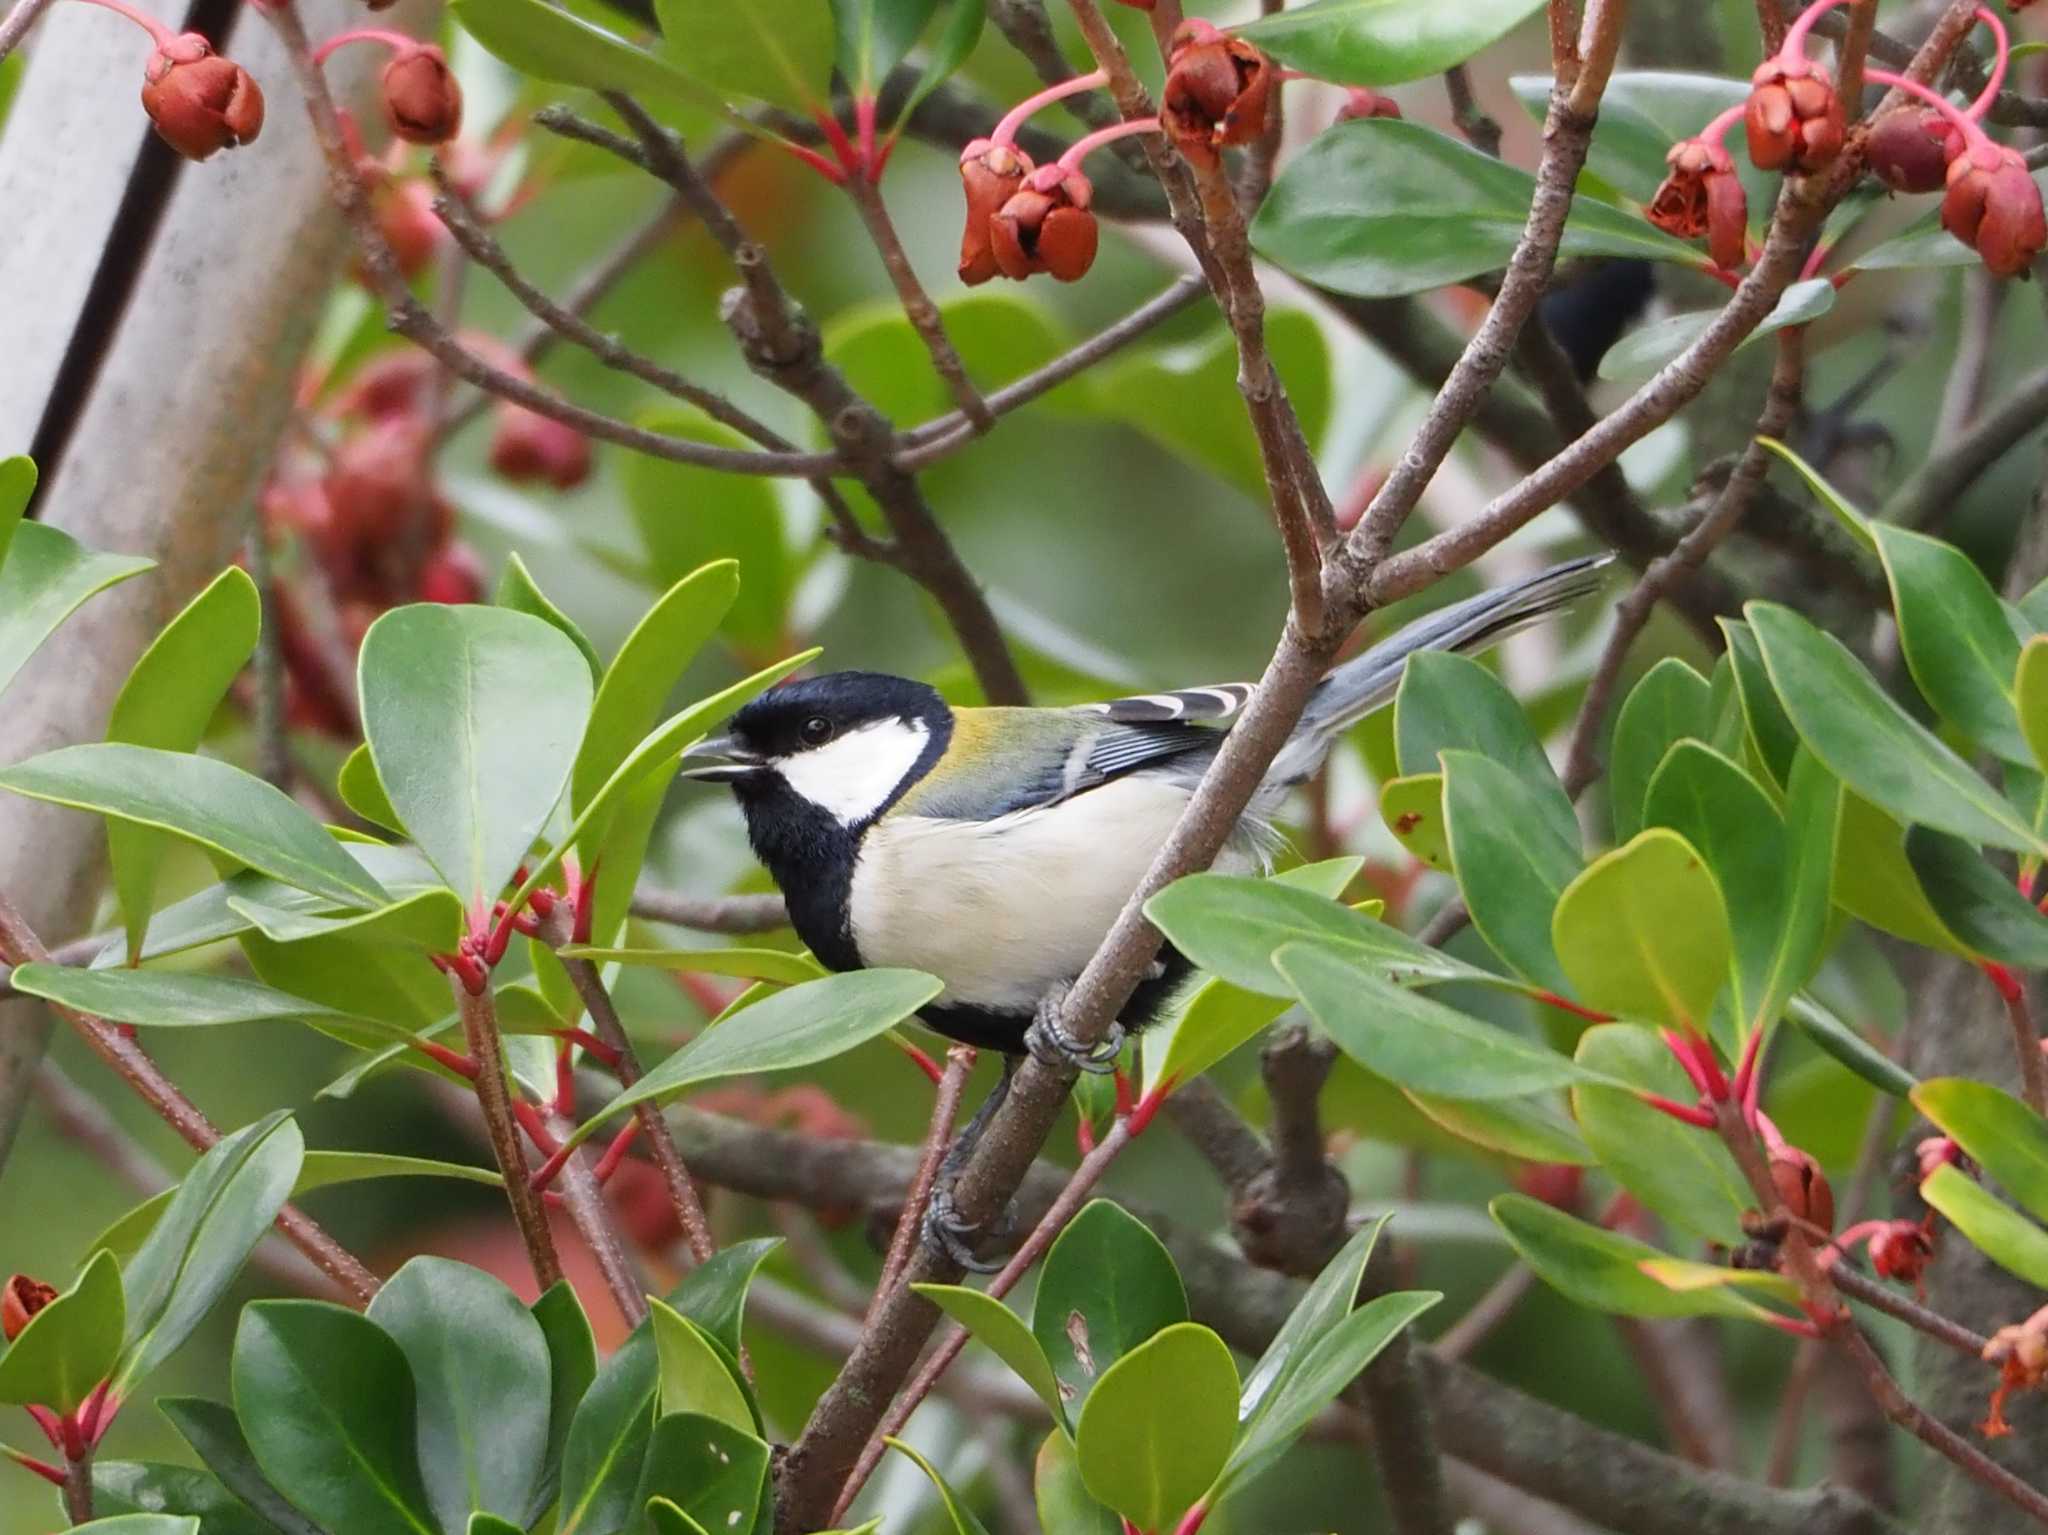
[1026,1007,1126,1076]
[921,1186,1012,1273]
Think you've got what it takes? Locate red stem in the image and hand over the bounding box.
[64,0,178,49]
[1866,67,1996,154]
[991,68,1111,147]
[410,1037,478,1081]
[1641,1092,1718,1129]
[1783,0,1856,59]
[1968,5,2010,118]
[309,27,414,67]
[1698,102,1746,149]
[1057,115,1162,173]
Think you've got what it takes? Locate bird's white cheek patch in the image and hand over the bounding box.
[775,718,930,826]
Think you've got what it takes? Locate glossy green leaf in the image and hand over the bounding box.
[1034,1431,1121,1535]
[917,1283,1068,1430]
[369,1257,551,1531]
[654,0,835,110]
[106,568,261,959]
[1240,0,1545,86]
[91,1461,278,1535]
[1922,1163,2048,1288]
[884,1438,994,1535]
[8,964,388,1037]
[1217,1291,1440,1498]
[1238,1215,1386,1427]
[1872,521,2030,761]
[337,745,404,835]
[565,968,940,1149]
[1282,943,1602,1098]
[634,1413,769,1535]
[1491,1194,1788,1320]
[359,605,594,918]
[887,0,988,134]
[468,1517,524,1535]
[1146,871,1500,997]
[834,0,938,91]
[1381,773,1449,869]
[1749,749,1840,1035]
[1440,749,1581,992]
[558,1322,658,1535]
[1913,1078,2048,1226]
[1847,202,1983,273]
[1830,789,1970,953]
[0,520,152,701]
[649,1300,753,1433]
[1609,658,1714,844]
[1571,1025,1751,1243]
[526,1282,597,1526]
[451,0,724,111]
[828,290,1066,429]
[0,1249,124,1412]
[2016,641,2048,806]
[116,1113,304,1397]
[496,552,602,683]
[0,744,387,909]
[0,454,32,570]
[65,1519,199,1535]
[1408,1088,1594,1164]
[1075,1323,1238,1534]
[1031,1200,1187,1420]
[663,1237,781,1360]
[1905,826,2048,966]
[227,885,464,954]
[1599,280,1833,388]
[1553,830,1731,1029]
[160,1396,326,1535]
[1396,651,1574,841]
[1786,995,1917,1098]
[621,421,786,651]
[1757,437,1875,553]
[644,1501,708,1535]
[1720,618,1800,789]
[231,1301,439,1535]
[1252,120,1705,299]
[561,946,826,986]
[1747,601,2044,854]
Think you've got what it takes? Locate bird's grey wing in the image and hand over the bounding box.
[1078,682,1254,724]
[896,712,1219,822]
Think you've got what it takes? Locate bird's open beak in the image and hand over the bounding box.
[678,732,769,783]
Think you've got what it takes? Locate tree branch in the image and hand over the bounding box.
[627,887,791,934]
[0,0,55,62]
[452,976,563,1291]
[842,174,992,430]
[1882,362,2048,530]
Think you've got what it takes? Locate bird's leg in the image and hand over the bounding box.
[921,1054,1020,1273]
[1025,986,1127,1076]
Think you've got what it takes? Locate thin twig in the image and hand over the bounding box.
[1444,65,1504,156]
[452,977,564,1291]
[544,1108,652,1329]
[2001,977,2048,1118]
[1887,363,2048,530]
[842,175,992,430]
[1438,1262,1539,1362]
[627,887,791,934]
[870,1046,974,1313]
[0,0,55,62]
[0,893,380,1304]
[63,1451,93,1525]
[1832,1266,1992,1358]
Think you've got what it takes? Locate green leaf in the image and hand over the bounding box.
[2017,638,2048,790]
[1408,1088,1593,1164]
[1146,872,1500,997]
[634,1414,769,1535]
[1571,1025,1752,1243]
[0,744,388,909]
[1395,652,1574,848]
[1216,1291,1440,1499]
[1553,830,1731,1030]
[1874,519,2034,759]
[0,454,32,570]
[558,1323,658,1535]
[91,1461,279,1535]
[1747,601,2044,854]
[0,520,152,701]
[565,968,940,1149]
[231,1301,439,1535]
[0,1249,124,1412]
[1252,120,1705,300]
[338,746,404,835]
[561,946,826,986]
[620,425,787,654]
[106,567,262,960]
[161,1396,327,1535]
[916,1283,1068,1431]
[528,1282,598,1527]
[8,965,388,1037]
[835,0,939,91]
[1075,1323,1239,1534]
[1921,1163,2048,1288]
[368,1257,551,1531]
[1238,1215,1386,1427]
[65,1519,200,1535]
[828,291,1067,428]
[1280,943,1602,1098]
[228,885,465,954]
[1787,995,1917,1098]
[359,605,595,919]
[1905,826,2048,966]
[1830,788,1971,952]
[645,1501,709,1535]
[1031,1201,1187,1421]
[1508,71,1754,204]
[1440,749,1581,992]
[1720,618,1801,789]
[1847,202,1983,273]
[663,1237,781,1360]
[1034,1432,1121,1535]
[1491,1194,1791,1320]
[1240,0,1545,86]
[887,0,986,136]
[1608,658,1714,844]
[451,0,725,111]
[1913,1078,2048,1227]
[1750,750,1840,1036]
[1756,437,1875,554]
[1381,773,1449,869]
[648,1300,753,1433]
[1599,280,1833,389]
[116,1114,304,1398]
[469,1517,525,1535]
[883,1438,994,1535]
[654,0,835,111]
[497,553,602,684]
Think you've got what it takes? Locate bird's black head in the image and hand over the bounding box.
[717,672,949,774]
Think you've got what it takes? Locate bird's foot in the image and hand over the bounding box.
[921,1185,1013,1273]
[1025,989,1126,1076]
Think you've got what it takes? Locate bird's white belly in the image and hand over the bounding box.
[846,776,1256,1012]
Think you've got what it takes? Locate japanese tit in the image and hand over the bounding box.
[682,555,1611,1059]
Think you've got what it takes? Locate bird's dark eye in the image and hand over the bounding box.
[799,716,834,746]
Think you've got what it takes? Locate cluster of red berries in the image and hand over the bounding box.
[1649,0,2044,278]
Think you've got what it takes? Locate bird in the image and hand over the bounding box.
[680,553,1613,1069]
